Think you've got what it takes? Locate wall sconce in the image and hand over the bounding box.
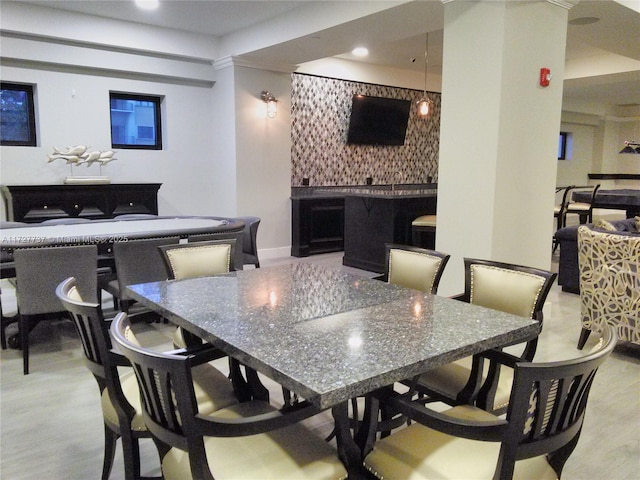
[260,91,278,118]
[619,140,640,154]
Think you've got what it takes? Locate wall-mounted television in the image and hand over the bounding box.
[346,95,411,146]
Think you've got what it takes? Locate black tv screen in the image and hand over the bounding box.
[346,95,411,146]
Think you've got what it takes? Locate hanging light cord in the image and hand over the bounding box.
[423,32,428,97]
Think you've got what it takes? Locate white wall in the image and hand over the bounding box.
[557,113,598,187]
[0,65,235,216]
[233,66,293,259]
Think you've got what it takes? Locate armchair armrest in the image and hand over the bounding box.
[380,391,508,442]
[194,399,322,437]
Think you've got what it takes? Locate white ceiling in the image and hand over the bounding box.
[16,0,640,115]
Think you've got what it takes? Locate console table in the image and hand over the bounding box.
[1,183,161,222]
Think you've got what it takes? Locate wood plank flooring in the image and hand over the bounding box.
[1,252,638,480]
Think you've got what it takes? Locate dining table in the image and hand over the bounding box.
[125,263,540,477]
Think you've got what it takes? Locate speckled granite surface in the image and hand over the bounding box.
[127,263,539,409]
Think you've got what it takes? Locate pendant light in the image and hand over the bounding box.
[416,32,432,117]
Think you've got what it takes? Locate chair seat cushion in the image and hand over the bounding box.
[417,356,476,400]
[412,215,437,227]
[417,356,513,411]
[101,363,238,431]
[363,405,557,480]
[566,202,591,212]
[162,401,348,480]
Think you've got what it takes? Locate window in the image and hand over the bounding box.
[558,132,568,160]
[1,82,37,146]
[110,92,162,149]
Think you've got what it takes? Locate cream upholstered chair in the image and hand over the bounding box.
[363,326,616,480]
[577,226,640,349]
[158,239,236,280]
[412,258,556,414]
[57,277,239,480]
[110,313,349,480]
[158,239,236,350]
[385,244,450,294]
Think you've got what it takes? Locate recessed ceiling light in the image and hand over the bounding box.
[135,0,159,10]
[569,16,600,26]
[352,47,369,57]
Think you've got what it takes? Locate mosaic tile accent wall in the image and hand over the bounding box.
[291,73,440,186]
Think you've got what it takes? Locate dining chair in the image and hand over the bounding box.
[553,185,574,252]
[13,244,98,375]
[110,312,349,480]
[186,230,244,271]
[100,236,180,313]
[57,277,238,480]
[235,216,261,268]
[564,184,601,226]
[158,239,236,280]
[385,243,450,294]
[157,238,271,402]
[411,258,557,414]
[362,325,616,480]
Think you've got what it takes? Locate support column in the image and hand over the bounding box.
[436,0,572,295]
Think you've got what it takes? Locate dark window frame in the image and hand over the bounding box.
[558,131,568,160]
[109,92,163,150]
[1,82,37,147]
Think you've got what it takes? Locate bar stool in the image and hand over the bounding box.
[412,214,437,249]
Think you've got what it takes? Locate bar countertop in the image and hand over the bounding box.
[291,184,437,200]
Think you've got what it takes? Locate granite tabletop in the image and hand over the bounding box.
[127,263,539,409]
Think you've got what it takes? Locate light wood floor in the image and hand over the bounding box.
[1,252,638,480]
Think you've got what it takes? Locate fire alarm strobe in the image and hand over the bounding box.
[540,68,551,87]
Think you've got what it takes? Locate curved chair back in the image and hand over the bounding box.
[464,258,556,323]
[565,184,601,225]
[495,325,616,478]
[159,239,236,280]
[57,276,156,480]
[57,277,117,378]
[110,312,347,480]
[385,244,450,294]
[364,326,617,480]
[553,185,574,231]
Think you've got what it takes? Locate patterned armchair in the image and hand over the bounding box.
[577,226,640,348]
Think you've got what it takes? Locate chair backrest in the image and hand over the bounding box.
[385,244,450,294]
[110,312,205,456]
[495,325,616,480]
[463,258,557,322]
[113,236,180,299]
[187,230,244,270]
[159,239,236,280]
[56,277,137,431]
[554,185,574,215]
[234,216,261,267]
[577,226,640,345]
[56,277,114,376]
[568,184,601,209]
[13,245,98,315]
